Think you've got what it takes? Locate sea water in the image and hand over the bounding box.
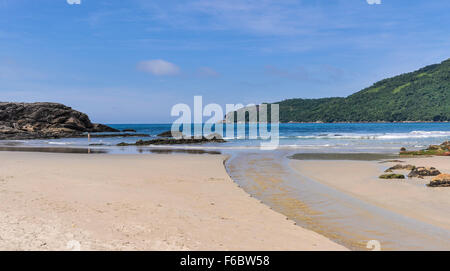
[5,122,449,153]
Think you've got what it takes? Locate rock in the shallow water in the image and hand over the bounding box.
[204,133,224,140]
[157,130,184,138]
[408,167,441,178]
[428,174,450,187]
[117,136,226,146]
[441,141,450,148]
[0,102,119,140]
[384,164,415,172]
[91,123,119,133]
[400,141,450,156]
[122,129,137,132]
[379,174,405,179]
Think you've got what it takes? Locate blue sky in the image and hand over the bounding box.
[0,0,449,123]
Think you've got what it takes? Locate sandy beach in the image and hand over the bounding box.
[291,156,450,232]
[0,151,345,251]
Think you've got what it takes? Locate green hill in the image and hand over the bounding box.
[273,58,450,122]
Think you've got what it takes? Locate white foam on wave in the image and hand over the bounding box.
[276,130,450,140]
[47,141,74,145]
[377,131,450,139]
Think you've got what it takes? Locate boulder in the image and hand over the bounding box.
[0,102,119,140]
[428,174,450,187]
[205,133,224,140]
[408,167,441,178]
[157,130,184,138]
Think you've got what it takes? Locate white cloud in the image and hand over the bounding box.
[67,0,81,5]
[367,0,382,5]
[137,59,180,76]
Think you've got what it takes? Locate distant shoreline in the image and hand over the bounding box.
[224,121,450,124]
[284,121,450,124]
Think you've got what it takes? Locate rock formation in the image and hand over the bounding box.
[384,164,415,172]
[117,136,226,146]
[400,141,450,156]
[0,102,119,140]
[157,130,184,138]
[428,174,450,187]
[407,167,441,178]
[379,174,405,179]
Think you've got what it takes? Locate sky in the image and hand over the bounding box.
[0,0,449,123]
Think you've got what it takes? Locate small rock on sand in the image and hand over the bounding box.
[408,167,441,178]
[428,174,450,187]
[379,174,405,179]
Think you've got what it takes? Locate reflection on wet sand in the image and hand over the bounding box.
[141,148,221,155]
[226,151,450,250]
[289,153,400,161]
[0,145,221,156]
[0,146,108,154]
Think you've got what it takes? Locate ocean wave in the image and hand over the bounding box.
[47,142,74,145]
[274,131,450,140]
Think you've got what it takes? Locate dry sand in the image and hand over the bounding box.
[291,156,450,231]
[0,151,345,251]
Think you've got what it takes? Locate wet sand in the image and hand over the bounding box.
[0,151,345,251]
[291,156,450,232]
[226,151,450,250]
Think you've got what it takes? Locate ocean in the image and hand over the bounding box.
[6,122,450,153]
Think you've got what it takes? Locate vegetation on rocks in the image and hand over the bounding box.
[379,174,405,179]
[428,174,450,187]
[400,141,450,156]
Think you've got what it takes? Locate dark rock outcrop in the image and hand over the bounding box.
[0,102,119,140]
[428,174,450,187]
[407,167,441,178]
[400,141,450,156]
[157,130,184,138]
[117,136,226,146]
[379,174,405,179]
[384,164,415,172]
[157,131,224,140]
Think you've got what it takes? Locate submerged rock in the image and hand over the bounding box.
[428,174,450,187]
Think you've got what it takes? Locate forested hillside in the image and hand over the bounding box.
[274,59,450,122]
